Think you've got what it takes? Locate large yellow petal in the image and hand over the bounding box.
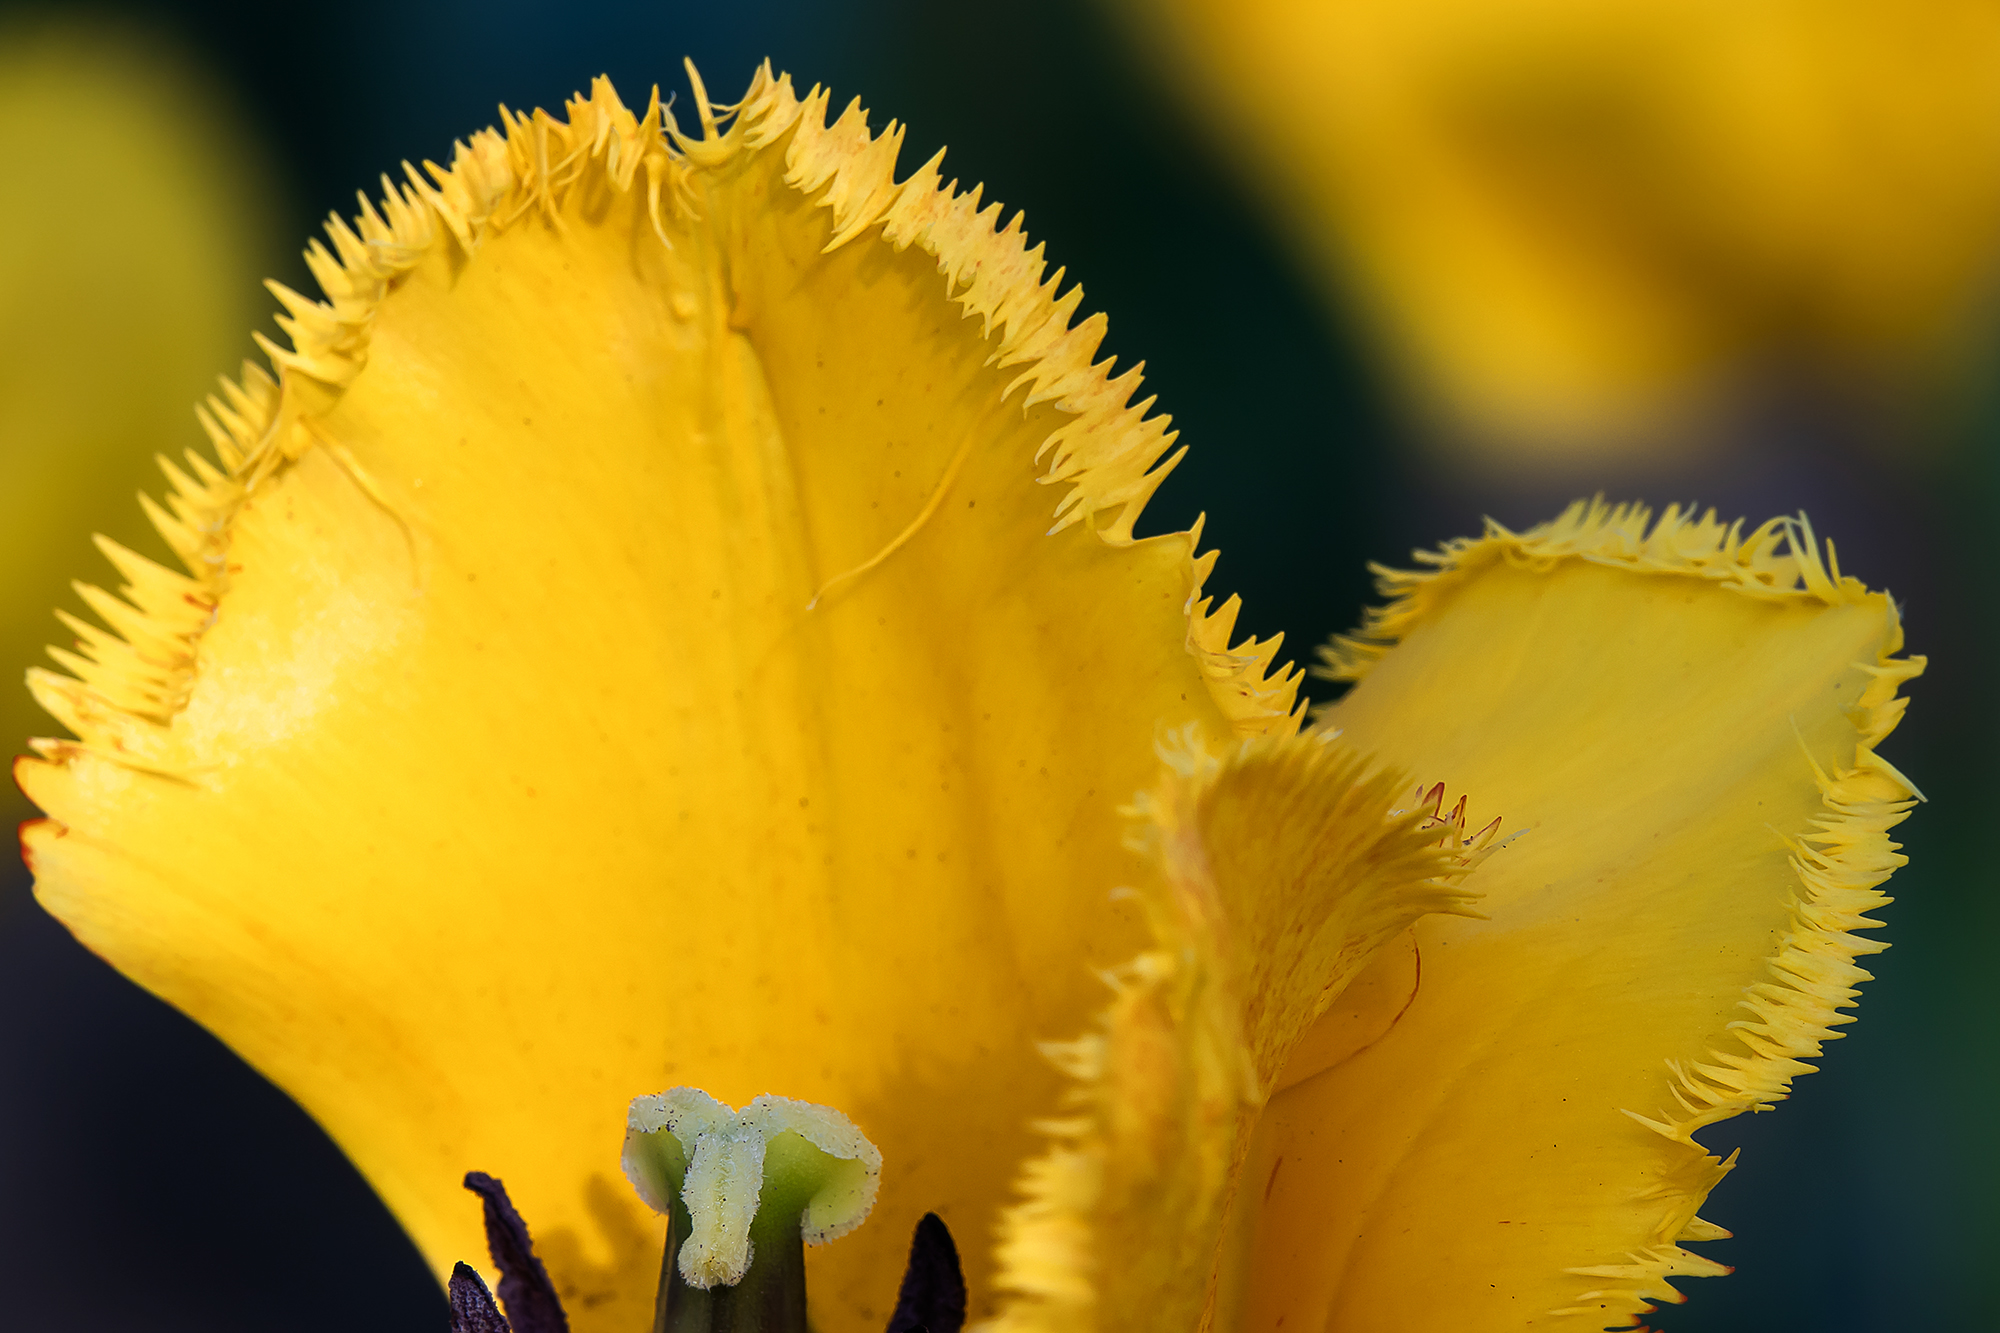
[1233,501,1919,1330]
[16,68,1299,1333]
[1126,0,2000,454]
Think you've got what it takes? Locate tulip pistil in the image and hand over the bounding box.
[623,1089,884,1333]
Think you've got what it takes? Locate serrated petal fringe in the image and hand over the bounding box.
[33,64,1299,778]
[1318,497,1878,685]
[980,729,1496,1333]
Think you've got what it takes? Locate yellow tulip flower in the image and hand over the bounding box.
[17,66,1919,1333]
[1126,0,2000,458]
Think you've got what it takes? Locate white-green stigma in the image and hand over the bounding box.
[622,1088,882,1290]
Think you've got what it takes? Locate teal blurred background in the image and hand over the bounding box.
[0,1,1988,1329]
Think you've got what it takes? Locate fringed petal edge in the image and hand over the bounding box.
[1318,497,1884,685]
[28,64,1300,784]
[1554,680,1919,1320]
[978,728,1496,1333]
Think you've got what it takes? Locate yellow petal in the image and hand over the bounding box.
[0,16,277,831]
[17,68,1300,1333]
[1127,0,2000,455]
[1233,500,1919,1330]
[986,729,1489,1333]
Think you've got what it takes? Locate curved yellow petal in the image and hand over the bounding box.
[0,17,276,829]
[1128,0,2000,454]
[1233,501,1919,1330]
[16,67,1300,1333]
[986,730,1489,1333]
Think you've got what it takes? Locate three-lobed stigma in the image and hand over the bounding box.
[622,1088,883,1289]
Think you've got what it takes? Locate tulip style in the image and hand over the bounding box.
[17,66,1920,1333]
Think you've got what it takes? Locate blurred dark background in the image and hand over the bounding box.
[0,1,1990,1329]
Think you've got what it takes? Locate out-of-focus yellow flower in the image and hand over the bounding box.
[17,67,1920,1333]
[0,16,276,831]
[1127,0,2000,458]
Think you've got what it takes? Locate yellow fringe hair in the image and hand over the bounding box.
[31,62,1303,779]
